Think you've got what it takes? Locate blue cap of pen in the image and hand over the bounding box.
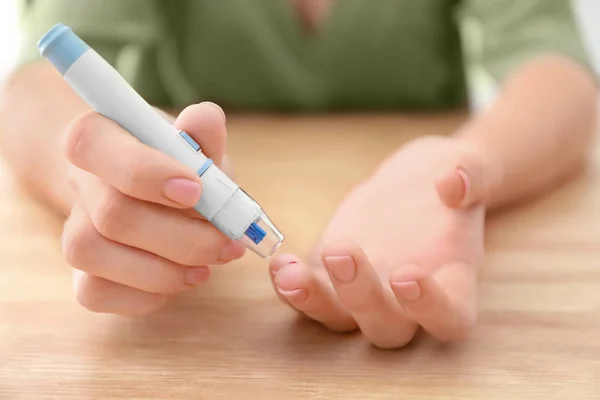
[37,23,90,75]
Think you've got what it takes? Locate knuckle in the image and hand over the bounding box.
[120,153,148,196]
[63,111,98,163]
[92,189,133,240]
[62,215,99,270]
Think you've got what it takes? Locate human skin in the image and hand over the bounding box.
[0,63,244,315]
[0,53,597,346]
[268,55,598,348]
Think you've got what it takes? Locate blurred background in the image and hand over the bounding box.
[0,0,19,79]
[0,0,599,105]
[570,0,600,68]
[572,0,600,72]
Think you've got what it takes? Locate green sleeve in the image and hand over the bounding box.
[456,0,595,106]
[15,0,174,105]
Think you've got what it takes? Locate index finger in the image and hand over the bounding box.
[64,110,202,208]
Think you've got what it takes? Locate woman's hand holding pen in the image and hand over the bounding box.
[61,102,244,316]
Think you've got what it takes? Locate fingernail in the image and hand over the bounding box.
[391,281,422,302]
[457,168,471,201]
[277,287,308,302]
[323,255,356,283]
[185,267,211,286]
[219,241,245,261]
[163,178,201,207]
[203,101,226,124]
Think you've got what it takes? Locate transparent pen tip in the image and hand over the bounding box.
[239,208,284,258]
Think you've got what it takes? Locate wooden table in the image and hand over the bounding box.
[1,113,599,399]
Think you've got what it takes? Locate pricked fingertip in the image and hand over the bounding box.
[274,262,305,291]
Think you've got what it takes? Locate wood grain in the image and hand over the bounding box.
[1,113,599,399]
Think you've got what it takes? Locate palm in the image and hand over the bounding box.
[269,136,485,348]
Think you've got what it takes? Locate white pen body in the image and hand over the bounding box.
[64,50,258,238]
[66,50,206,172]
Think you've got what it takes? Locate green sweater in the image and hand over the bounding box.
[16,0,593,111]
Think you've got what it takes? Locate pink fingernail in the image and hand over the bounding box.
[323,256,356,283]
[391,281,422,302]
[163,178,201,207]
[219,241,245,261]
[277,287,308,302]
[185,267,211,286]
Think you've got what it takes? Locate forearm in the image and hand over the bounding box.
[458,55,598,209]
[0,62,89,215]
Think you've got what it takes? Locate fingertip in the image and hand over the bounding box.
[271,258,359,333]
[74,273,168,317]
[277,288,308,303]
[273,261,306,291]
[217,241,245,262]
[203,101,226,124]
[268,255,303,308]
[390,281,422,303]
[184,266,212,287]
[177,101,225,124]
[272,260,312,307]
[131,293,168,317]
[269,253,300,275]
[389,265,428,303]
[175,102,222,125]
[175,102,227,166]
[129,294,168,317]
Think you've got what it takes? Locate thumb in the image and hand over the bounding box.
[174,102,228,167]
[435,149,499,209]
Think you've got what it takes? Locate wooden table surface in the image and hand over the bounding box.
[1,113,599,399]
